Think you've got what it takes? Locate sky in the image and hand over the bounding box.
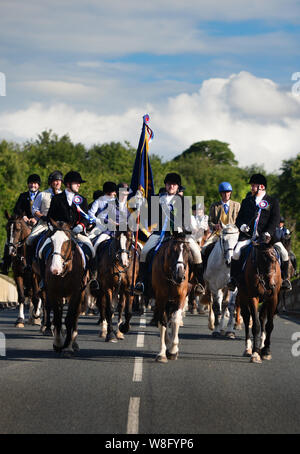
[0,0,300,172]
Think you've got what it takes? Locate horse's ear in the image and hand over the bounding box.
[49,218,58,230]
[4,210,10,220]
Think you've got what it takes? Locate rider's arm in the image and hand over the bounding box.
[32,192,44,219]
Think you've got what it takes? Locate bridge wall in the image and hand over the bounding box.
[0,274,18,308]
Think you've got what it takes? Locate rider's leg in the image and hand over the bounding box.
[188,237,205,294]
[77,233,99,290]
[228,240,251,290]
[274,242,292,290]
[0,243,11,275]
[134,234,160,295]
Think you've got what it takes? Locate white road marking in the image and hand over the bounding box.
[136,317,146,347]
[133,357,143,382]
[127,397,140,434]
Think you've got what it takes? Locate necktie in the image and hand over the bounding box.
[224,204,229,214]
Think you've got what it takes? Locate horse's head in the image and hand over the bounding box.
[220,224,239,267]
[254,242,279,291]
[5,212,31,257]
[49,219,74,276]
[165,233,189,285]
[114,230,133,268]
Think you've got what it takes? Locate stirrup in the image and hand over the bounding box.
[227,278,237,291]
[281,279,292,291]
[134,282,144,296]
[194,283,205,296]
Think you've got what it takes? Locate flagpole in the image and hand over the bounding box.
[130,117,150,295]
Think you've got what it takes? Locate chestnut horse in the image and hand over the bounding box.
[238,240,281,363]
[152,233,190,363]
[94,230,139,342]
[45,220,86,353]
[4,212,42,327]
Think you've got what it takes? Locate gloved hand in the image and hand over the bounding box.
[259,232,271,244]
[240,224,250,233]
[72,224,83,235]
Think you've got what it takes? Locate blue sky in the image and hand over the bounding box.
[0,0,300,170]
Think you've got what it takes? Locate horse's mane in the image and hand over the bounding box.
[221,224,239,235]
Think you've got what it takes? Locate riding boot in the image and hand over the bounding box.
[194,263,205,295]
[228,258,240,291]
[89,257,99,291]
[281,261,292,291]
[0,244,11,275]
[134,262,147,295]
[25,244,34,272]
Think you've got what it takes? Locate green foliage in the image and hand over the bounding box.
[0,131,299,266]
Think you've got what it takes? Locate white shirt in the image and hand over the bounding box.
[255,191,266,206]
[32,187,62,216]
[65,189,75,207]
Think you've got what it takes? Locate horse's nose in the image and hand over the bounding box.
[50,267,60,275]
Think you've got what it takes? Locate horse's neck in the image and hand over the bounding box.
[20,221,31,240]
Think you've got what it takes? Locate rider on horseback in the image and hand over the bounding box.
[274,216,296,285]
[0,174,41,275]
[46,171,98,287]
[134,172,205,296]
[204,182,240,248]
[25,171,63,274]
[227,173,291,291]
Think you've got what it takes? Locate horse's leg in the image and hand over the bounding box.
[241,302,252,357]
[119,293,133,335]
[15,276,26,327]
[63,293,81,353]
[105,290,117,343]
[225,289,237,338]
[156,302,168,363]
[212,290,223,337]
[261,294,278,360]
[208,302,214,331]
[166,308,182,360]
[249,297,262,364]
[43,294,53,336]
[52,298,64,352]
[116,292,126,340]
[259,302,267,353]
[97,293,107,338]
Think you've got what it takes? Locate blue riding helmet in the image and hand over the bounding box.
[219,182,232,192]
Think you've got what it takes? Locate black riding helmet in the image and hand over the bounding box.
[248,173,267,188]
[27,174,41,185]
[164,172,181,186]
[64,171,86,184]
[48,170,63,185]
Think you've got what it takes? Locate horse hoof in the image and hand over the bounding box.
[212,331,221,338]
[166,350,178,360]
[243,349,252,357]
[155,355,168,363]
[225,331,235,339]
[72,342,80,352]
[33,318,41,326]
[234,323,243,331]
[15,318,25,328]
[116,331,125,340]
[262,354,272,361]
[250,353,262,364]
[119,323,129,334]
[105,333,118,343]
[53,344,62,353]
[43,328,54,337]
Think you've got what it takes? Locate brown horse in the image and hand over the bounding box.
[45,220,87,353]
[152,233,190,363]
[238,240,281,363]
[94,230,139,342]
[4,212,42,327]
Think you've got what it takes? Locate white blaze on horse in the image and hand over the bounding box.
[152,233,190,363]
[204,224,239,337]
[44,220,87,354]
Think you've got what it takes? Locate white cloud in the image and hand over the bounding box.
[1,72,300,171]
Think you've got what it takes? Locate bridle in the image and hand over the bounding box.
[7,219,31,257]
[50,228,75,276]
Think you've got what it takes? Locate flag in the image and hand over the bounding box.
[129,114,155,202]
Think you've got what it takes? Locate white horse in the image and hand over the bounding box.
[204,224,239,338]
